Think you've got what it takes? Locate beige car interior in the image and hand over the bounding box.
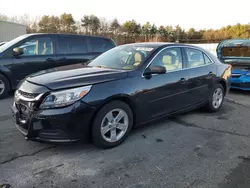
[188,52,205,68]
[134,52,145,66]
[152,50,182,72]
[162,52,182,71]
[34,39,53,55]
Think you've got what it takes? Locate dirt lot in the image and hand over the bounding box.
[0,90,250,188]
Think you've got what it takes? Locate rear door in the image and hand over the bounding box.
[88,37,116,55]
[85,37,116,64]
[9,35,57,83]
[182,47,217,105]
[56,36,115,67]
[57,35,94,67]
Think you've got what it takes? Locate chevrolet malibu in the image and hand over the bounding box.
[12,43,231,149]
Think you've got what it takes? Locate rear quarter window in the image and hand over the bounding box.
[89,37,115,53]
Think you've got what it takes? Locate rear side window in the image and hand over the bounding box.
[203,53,212,64]
[185,48,212,68]
[58,36,88,54]
[89,37,114,53]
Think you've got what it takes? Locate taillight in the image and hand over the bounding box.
[222,65,232,80]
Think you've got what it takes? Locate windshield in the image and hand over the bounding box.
[0,35,27,53]
[88,45,155,70]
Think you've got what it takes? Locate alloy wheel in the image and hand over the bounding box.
[0,79,5,95]
[100,108,129,143]
[212,88,223,109]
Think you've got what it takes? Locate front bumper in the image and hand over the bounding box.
[230,76,250,91]
[12,101,96,142]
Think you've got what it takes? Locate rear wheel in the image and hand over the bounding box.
[205,84,224,112]
[0,74,10,99]
[92,101,133,149]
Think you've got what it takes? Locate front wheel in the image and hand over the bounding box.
[205,84,225,112]
[91,101,133,149]
[0,74,10,99]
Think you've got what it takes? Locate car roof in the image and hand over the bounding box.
[119,42,205,49]
[22,33,113,40]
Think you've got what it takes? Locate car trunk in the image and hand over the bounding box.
[217,39,250,70]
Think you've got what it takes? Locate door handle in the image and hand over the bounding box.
[208,71,213,75]
[46,58,55,62]
[180,78,187,83]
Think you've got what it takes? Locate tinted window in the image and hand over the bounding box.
[185,48,206,68]
[89,37,114,53]
[150,47,183,72]
[16,37,54,56]
[59,36,88,54]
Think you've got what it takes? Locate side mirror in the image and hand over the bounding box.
[13,47,24,56]
[144,65,166,76]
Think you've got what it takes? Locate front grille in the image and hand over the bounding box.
[18,90,39,99]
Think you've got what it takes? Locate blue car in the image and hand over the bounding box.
[217,39,250,90]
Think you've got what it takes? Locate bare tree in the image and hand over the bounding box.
[99,17,110,35]
[0,14,8,21]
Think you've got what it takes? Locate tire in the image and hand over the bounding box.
[0,74,10,99]
[205,84,225,112]
[92,100,133,149]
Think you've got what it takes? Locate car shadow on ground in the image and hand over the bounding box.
[229,89,250,95]
[32,114,178,154]
[35,106,223,154]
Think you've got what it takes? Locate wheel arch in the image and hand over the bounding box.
[217,79,227,95]
[90,94,137,133]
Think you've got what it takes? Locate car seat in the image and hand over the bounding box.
[163,52,177,71]
[133,51,146,66]
[42,41,52,55]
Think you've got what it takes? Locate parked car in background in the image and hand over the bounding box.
[0,41,7,46]
[12,43,231,148]
[0,33,116,99]
[217,39,250,90]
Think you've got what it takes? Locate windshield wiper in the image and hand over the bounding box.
[95,65,107,68]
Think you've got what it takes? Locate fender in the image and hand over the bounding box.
[92,93,138,124]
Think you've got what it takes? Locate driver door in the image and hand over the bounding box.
[10,36,57,83]
[138,47,190,121]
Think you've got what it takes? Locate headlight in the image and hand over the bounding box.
[40,85,92,109]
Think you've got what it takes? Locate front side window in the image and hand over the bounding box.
[185,48,206,68]
[16,37,54,56]
[89,38,114,53]
[150,47,183,72]
[88,45,155,70]
[58,36,88,54]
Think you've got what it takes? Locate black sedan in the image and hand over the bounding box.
[12,43,231,148]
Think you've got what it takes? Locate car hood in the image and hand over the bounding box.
[26,64,128,90]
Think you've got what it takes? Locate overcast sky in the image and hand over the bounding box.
[1,0,249,30]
